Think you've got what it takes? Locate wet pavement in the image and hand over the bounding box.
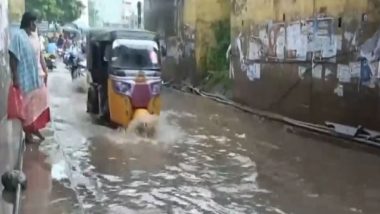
[0,119,22,214]
[19,65,380,214]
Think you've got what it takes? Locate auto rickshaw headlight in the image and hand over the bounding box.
[113,81,131,95]
[151,83,161,96]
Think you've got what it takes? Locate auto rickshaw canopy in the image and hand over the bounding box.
[87,28,158,42]
[86,28,161,84]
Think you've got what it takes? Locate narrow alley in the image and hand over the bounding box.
[17,65,380,214]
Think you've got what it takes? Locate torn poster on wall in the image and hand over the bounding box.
[337,64,351,83]
[268,22,285,59]
[247,63,261,81]
[312,65,323,79]
[245,17,339,62]
[337,60,379,88]
[287,22,307,60]
[299,18,339,59]
[334,84,344,97]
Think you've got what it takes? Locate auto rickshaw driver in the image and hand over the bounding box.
[86,28,163,132]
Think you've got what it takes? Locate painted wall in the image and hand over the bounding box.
[230,0,380,130]
[194,0,230,71]
[0,0,24,184]
[144,0,229,82]
[8,0,23,22]
[1,0,11,121]
[146,0,380,131]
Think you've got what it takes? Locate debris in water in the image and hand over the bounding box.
[235,133,246,139]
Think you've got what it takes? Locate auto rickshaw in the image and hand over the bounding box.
[86,28,164,127]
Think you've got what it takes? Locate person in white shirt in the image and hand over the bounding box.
[39,34,45,52]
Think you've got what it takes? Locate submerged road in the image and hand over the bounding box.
[19,66,380,214]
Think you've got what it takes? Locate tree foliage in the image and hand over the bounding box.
[26,0,84,23]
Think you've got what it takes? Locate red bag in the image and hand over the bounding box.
[7,85,24,121]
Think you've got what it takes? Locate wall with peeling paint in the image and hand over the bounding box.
[9,0,24,22]
[231,0,380,131]
[194,0,230,71]
[145,0,380,131]
[0,0,11,121]
[145,0,230,83]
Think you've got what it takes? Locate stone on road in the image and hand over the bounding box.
[20,66,380,214]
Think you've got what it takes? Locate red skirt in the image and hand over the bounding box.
[22,85,50,132]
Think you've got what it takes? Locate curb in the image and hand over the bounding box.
[0,120,24,214]
[12,131,24,214]
[167,84,380,148]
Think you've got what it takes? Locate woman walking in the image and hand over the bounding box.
[9,12,50,144]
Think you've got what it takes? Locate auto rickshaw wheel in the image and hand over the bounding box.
[148,96,161,115]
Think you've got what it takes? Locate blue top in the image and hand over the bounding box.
[8,29,41,93]
[46,43,58,54]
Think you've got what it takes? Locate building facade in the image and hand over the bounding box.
[145,0,380,131]
[74,0,89,28]
[88,0,140,28]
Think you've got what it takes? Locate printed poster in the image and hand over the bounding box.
[337,64,351,83]
[247,64,261,81]
[286,22,307,60]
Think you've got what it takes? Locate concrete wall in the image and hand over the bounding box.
[194,0,230,71]
[1,0,24,120]
[144,0,230,84]
[146,0,380,131]
[230,0,380,131]
[0,0,23,185]
[144,0,176,37]
[0,0,11,121]
[8,0,24,22]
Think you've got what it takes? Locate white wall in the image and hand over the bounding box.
[74,0,89,27]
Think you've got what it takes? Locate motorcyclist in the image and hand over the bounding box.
[68,42,81,79]
[57,34,64,49]
[46,37,58,55]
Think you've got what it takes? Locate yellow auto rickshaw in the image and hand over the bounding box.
[86,28,164,127]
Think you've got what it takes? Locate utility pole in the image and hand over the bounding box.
[137,1,142,28]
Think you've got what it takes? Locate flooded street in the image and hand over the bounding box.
[21,66,380,214]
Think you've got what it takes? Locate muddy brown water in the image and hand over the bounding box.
[18,68,380,214]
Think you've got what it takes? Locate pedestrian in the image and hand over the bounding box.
[30,29,49,84]
[57,34,64,49]
[38,33,45,52]
[8,11,50,144]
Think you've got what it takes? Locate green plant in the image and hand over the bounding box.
[26,0,84,23]
[203,19,231,91]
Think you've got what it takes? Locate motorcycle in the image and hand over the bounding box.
[44,53,57,71]
[57,48,64,58]
[63,51,71,67]
[70,55,86,80]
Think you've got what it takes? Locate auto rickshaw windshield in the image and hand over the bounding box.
[111,39,160,70]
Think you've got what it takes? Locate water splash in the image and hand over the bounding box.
[104,111,185,146]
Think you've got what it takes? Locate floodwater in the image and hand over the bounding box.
[20,66,380,214]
